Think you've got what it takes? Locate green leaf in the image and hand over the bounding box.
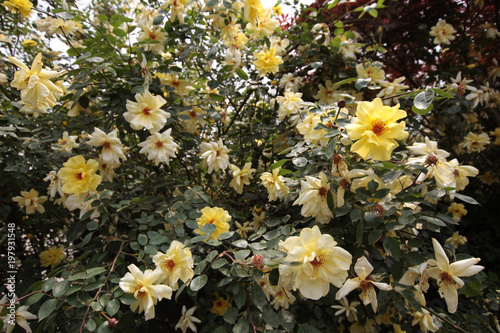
[420,215,446,227]
[106,299,120,316]
[279,309,295,331]
[87,318,96,331]
[236,68,248,80]
[52,280,70,297]
[223,307,238,324]
[87,220,99,231]
[383,237,402,259]
[212,258,228,269]
[251,283,267,311]
[368,229,382,244]
[25,292,44,306]
[190,275,208,292]
[356,220,363,246]
[298,325,322,333]
[453,193,480,205]
[300,31,314,44]
[262,305,280,328]
[412,103,433,115]
[206,0,219,7]
[42,278,57,292]
[432,88,454,99]
[234,286,247,308]
[232,239,248,248]
[38,299,58,321]
[86,267,106,279]
[270,159,288,170]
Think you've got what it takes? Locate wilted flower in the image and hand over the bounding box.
[335,256,392,313]
[44,170,65,199]
[195,206,231,240]
[346,98,408,161]
[427,238,483,313]
[39,246,65,268]
[12,189,47,214]
[175,306,201,333]
[279,225,352,300]
[279,73,304,93]
[59,155,102,195]
[138,129,179,166]
[430,19,457,45]
[153,240,194,289]
[119,264,172,320]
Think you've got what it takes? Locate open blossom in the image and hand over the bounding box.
[253,47,283,76]
[260,167,290,201]
[356,62,386,86]
[210,293,231,316]
[87,128,127,165]
[279,73,304,92]
[430,19,457,45]
[427,238,483,313]
[458,132,490,153]
[247,8,279,37]
[293,172,333,224]
[446,231,467,249]
[12,189,47,214]
[153,240,194,289]
[0,296,37,333]
[243,0,263,25]
[175,306,201,333]
[199,139,230,173]
[448,202,467,219]
[296,113,329,146]
[331,298,360,322]
[137,25,167,54]
[314,80,342,105]
[229,162,256,194]
[448,158,479,191]
[195,206,231,240]
[395,262,430,293]
[346,98,408,161]
[138,129,179,166]
[39,246,65,268]
[59,155,102,195]
[3,0,33,17]
[119,264,172,320]
[335,256,393,313]
[276,91,303,121]
[124,89,170,132]
[9,53,63,107]
[279,226,352,300]
[53,131,80,152]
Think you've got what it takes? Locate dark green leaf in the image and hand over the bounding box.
[38,299,58,321]
[190,275,208,292]
[106,299,120,316]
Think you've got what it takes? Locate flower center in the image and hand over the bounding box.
[360,276,375,292]
[103,141,111,149]
[310,255,323,269]
[142,107,152,115]
[163,258,176,271]
[318,187,327,196]
[189,111,197,119]
[75,172,84,180]
[340,178,350,189]
[371,118,386,136]
[156,141,164,148]
[333,153,342,164]
[439,271,454,285]
[425,155,438,165]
